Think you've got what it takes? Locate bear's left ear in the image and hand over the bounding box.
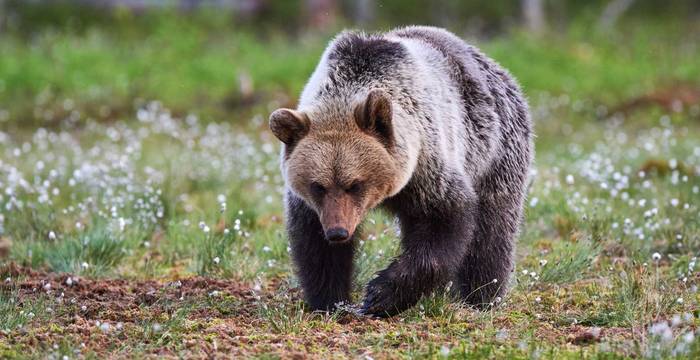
[355,89,394,147]
[269,108,310,150]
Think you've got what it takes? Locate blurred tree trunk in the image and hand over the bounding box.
[304,0,338,31]
[353,0,374,27]
[0,0,5,33]
[598,0,636,30]
[521,0,545,34]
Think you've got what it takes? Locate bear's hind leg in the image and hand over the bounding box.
[286,193,356,311]
[457,157,528,307]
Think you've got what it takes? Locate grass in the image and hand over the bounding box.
[0,291,49,333]
[539,240,598,284]
[0,11,700,359]
[1,13,698,129]
[17,222,137,275]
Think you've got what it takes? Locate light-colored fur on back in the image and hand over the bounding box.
[292,26,530,210]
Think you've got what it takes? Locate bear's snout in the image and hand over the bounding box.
[325,227,350,243]
[319,191,361,243]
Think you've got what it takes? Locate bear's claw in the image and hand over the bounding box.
[361,274,402,317]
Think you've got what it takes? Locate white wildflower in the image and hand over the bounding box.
[529,197,539,207]
[565,174,574,185]
[440,345,450,357]
[99,322,111,333]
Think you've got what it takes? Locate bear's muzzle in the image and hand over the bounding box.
[319,191,360,243]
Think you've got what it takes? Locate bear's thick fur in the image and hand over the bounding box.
[269,26,533,316]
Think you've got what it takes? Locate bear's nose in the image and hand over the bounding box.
[325,227,350,243]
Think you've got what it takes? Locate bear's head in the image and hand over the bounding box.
[270,89,401,243]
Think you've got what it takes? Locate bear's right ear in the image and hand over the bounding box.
[355,89,394,147]
[269,108,310,150]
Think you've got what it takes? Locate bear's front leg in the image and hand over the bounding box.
[286,193,356,311]
[362,201,476,317]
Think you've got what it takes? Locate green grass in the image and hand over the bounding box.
[539,240,598,284]
[15,222,139,275]
[0,291,49,333]
[1,13,698,129]
[0,12,700,359]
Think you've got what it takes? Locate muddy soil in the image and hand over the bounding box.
[0,264,636,358]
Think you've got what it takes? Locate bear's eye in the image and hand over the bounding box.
[346,181,363,194]
[310,182,326,197]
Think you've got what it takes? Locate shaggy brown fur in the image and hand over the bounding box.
[270,26,533,316]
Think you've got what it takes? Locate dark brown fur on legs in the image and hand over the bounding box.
[286,193,356,311]
[458,149,530,307]
[363,178,477,317]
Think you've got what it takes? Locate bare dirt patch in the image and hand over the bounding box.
[611,83,700,115]
[0,263,281,358]
[0,264,641,358]
[0,263,258,320]
[0,264,406,358]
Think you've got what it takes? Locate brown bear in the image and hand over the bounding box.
[269,26,533,317]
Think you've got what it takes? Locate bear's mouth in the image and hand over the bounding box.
[328,238,352,245]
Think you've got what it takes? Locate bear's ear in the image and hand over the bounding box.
[355,89,393,147]
[269,108,310,149]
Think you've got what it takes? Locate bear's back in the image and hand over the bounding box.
[390,26,531,160]
[389,26,501,113]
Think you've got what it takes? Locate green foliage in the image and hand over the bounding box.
[404,287,461,323]
[0,291,48,332]
[613,264,677,328]
[1,7,698,129]
[135,307,192,349]
[539,240,598,284]
[17,223,136,275]
[257,281,312,334]
[0,17,323,127]
[194,230,236,276]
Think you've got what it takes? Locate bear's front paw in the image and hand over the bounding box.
[361,274,403,318]
[305,291,351,313]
